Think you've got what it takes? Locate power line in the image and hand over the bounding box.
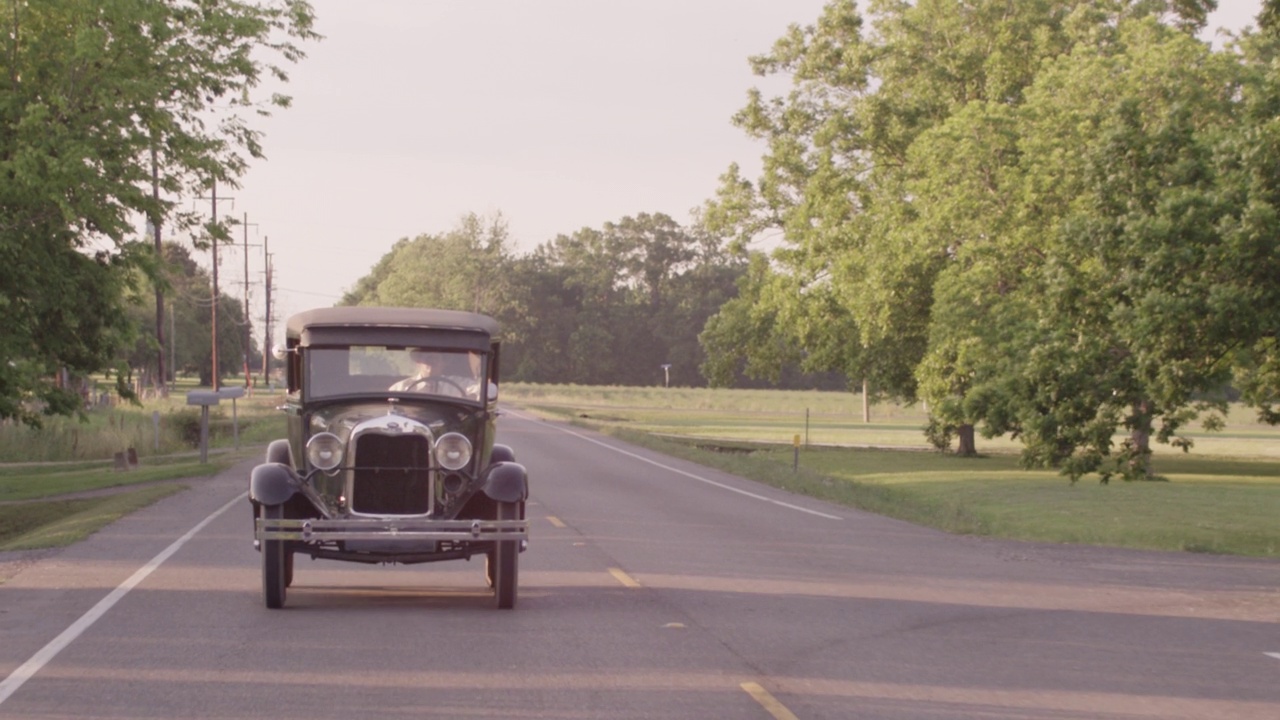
[277,286,344,300]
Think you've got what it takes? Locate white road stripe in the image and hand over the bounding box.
[505,409,842,520]
[1266,653,1280,661]
[0,492,247,707]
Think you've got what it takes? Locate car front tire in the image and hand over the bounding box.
[492,501,520,609]
[261,504,287,609]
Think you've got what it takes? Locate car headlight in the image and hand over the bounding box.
[435,432,472,471]
[306,432,344,471]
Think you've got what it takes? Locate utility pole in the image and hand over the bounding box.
[261,240,273,387]
[196,179,233,391]
[241,212,260,392]
[150,145,166,397]
[211,179,220,392]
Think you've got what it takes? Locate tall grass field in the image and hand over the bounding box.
[0,379,284,553]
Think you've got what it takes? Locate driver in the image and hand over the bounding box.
[390,349,465,397]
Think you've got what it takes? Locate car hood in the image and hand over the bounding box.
[306,401,478,442]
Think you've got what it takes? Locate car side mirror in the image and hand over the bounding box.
[272,344,290,361]
[486,382,498,405]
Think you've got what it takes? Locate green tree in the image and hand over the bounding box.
[123,242,252,387]
[521,213,741,386]
[344,211,742,387]
[1260,0,1279,35]
[699,253,803,387]
[344,212,513,316]
[701,0,1233,459]
[654,226,746,387]
[701,0,1088,421]
[0,0,316,425]
[501,252,579,382]
[916,14,1280,480]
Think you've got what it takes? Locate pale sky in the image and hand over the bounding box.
[217,0,1263,339]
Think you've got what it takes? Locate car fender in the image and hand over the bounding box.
[480,461,528,504]
[490,443,516,463]
[266,439,293,467]
[250,462,303,507]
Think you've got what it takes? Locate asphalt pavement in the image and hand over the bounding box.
[0,409,1277,719]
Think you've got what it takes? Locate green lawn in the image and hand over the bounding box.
[4,382,1278,558]
[506,383,1280,557]
[781,446,1280,555]
[509,383,1280,459]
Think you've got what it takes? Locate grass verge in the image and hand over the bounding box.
[553,418,1280,558]
[0,484,187,551]
[0,448,254,553]
[0,454,242,502]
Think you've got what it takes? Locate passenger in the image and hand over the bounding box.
[464,351,498,402]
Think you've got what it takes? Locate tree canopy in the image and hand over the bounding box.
[123,242,255,388]
[16,0,1277,488]
[341,212,780,389]
[700,0,1280,479]
[0,0,316,424]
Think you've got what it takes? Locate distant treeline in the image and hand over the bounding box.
[338,212,844,391]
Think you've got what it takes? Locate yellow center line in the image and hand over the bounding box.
[608,567,642,588]
[546,516,567,528]
[741,682,800,720]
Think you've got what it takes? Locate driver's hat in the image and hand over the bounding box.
[409,348,438,363]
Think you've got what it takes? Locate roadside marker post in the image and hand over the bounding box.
[217,386,245,449]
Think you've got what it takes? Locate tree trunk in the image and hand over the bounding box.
[1129,400,1153,478]
[956,423,977,456]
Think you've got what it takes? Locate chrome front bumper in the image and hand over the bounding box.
[256,517,529,543]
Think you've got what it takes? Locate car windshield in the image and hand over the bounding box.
[307,346,485,401]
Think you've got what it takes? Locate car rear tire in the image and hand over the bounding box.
[261,504,287,609]
[492,501,520,609]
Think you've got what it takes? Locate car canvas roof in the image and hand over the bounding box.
[287,307,499,351]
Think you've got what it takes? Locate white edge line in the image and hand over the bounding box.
[1266,652,1280,661]
[0,492,247,707]
[506,409,841,520]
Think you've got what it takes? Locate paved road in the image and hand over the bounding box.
[0,410,1277,719]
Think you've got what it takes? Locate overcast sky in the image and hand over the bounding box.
[220,0,1263,337]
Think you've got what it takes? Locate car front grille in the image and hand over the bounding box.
[351,433,432,515]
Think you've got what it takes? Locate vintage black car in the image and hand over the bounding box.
[250,307,528,609]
